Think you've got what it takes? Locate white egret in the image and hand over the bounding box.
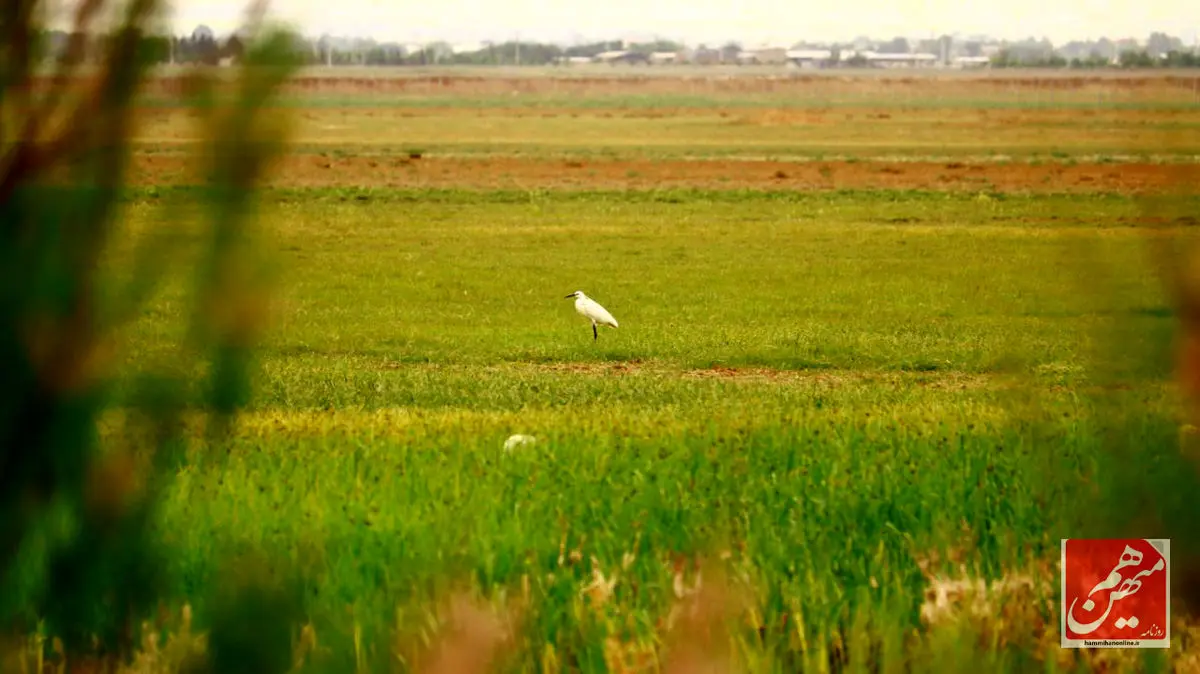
[504,434,536,452]
[565,290,619,341]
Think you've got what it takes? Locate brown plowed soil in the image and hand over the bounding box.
[118,70,1200,193]
[129,152,1200,192]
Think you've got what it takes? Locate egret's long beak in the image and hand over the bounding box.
[564,294,575,299]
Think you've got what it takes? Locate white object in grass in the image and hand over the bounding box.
[504,434,537,452]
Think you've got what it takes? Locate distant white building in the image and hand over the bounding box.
[594,50,648,65]
[785,49,834,68]
[953,55,991,69]
[554,56,596,66]
[858,51,939,68]
[649,51,680,65]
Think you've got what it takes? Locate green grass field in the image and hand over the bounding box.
[63,181,1196,672]
[11,66,1200,673]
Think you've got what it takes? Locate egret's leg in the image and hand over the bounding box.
[592,323,598,341]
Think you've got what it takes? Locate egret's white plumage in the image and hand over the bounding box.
[504,434,537,452]
[565,290,618,340]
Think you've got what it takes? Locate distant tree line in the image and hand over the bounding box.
[28,26,1200,70]
[355,39,689,67]
[1114,50,1200,68]
[28,30,689,68]
[990,32,1200,68]
[991,49,1200,69]
[35,27,245,66]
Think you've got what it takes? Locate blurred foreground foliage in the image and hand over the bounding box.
[1110,184,1200,606]
[1061,152,1200,664]
[0,0,308,670]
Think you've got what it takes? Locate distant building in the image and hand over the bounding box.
[855,51,939,68]
[952,55,991,69]
[594,50,649,65]
[649,51,680,65]
[688,47,722,65]
[737,46,788,65]
[785,49,834,68]
[554,56,596,66]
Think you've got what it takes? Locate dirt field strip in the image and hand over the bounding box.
[128,152,1200,192]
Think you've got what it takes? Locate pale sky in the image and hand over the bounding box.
[164,0,1196,46]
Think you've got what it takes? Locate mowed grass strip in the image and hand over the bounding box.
[109,188,1185,387]
[129,103,1200,160]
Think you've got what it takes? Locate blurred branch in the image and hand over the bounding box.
[0,0,105,211]
[1074,127,1200,611]
[0,0,302,666]
[0,0,39,136]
